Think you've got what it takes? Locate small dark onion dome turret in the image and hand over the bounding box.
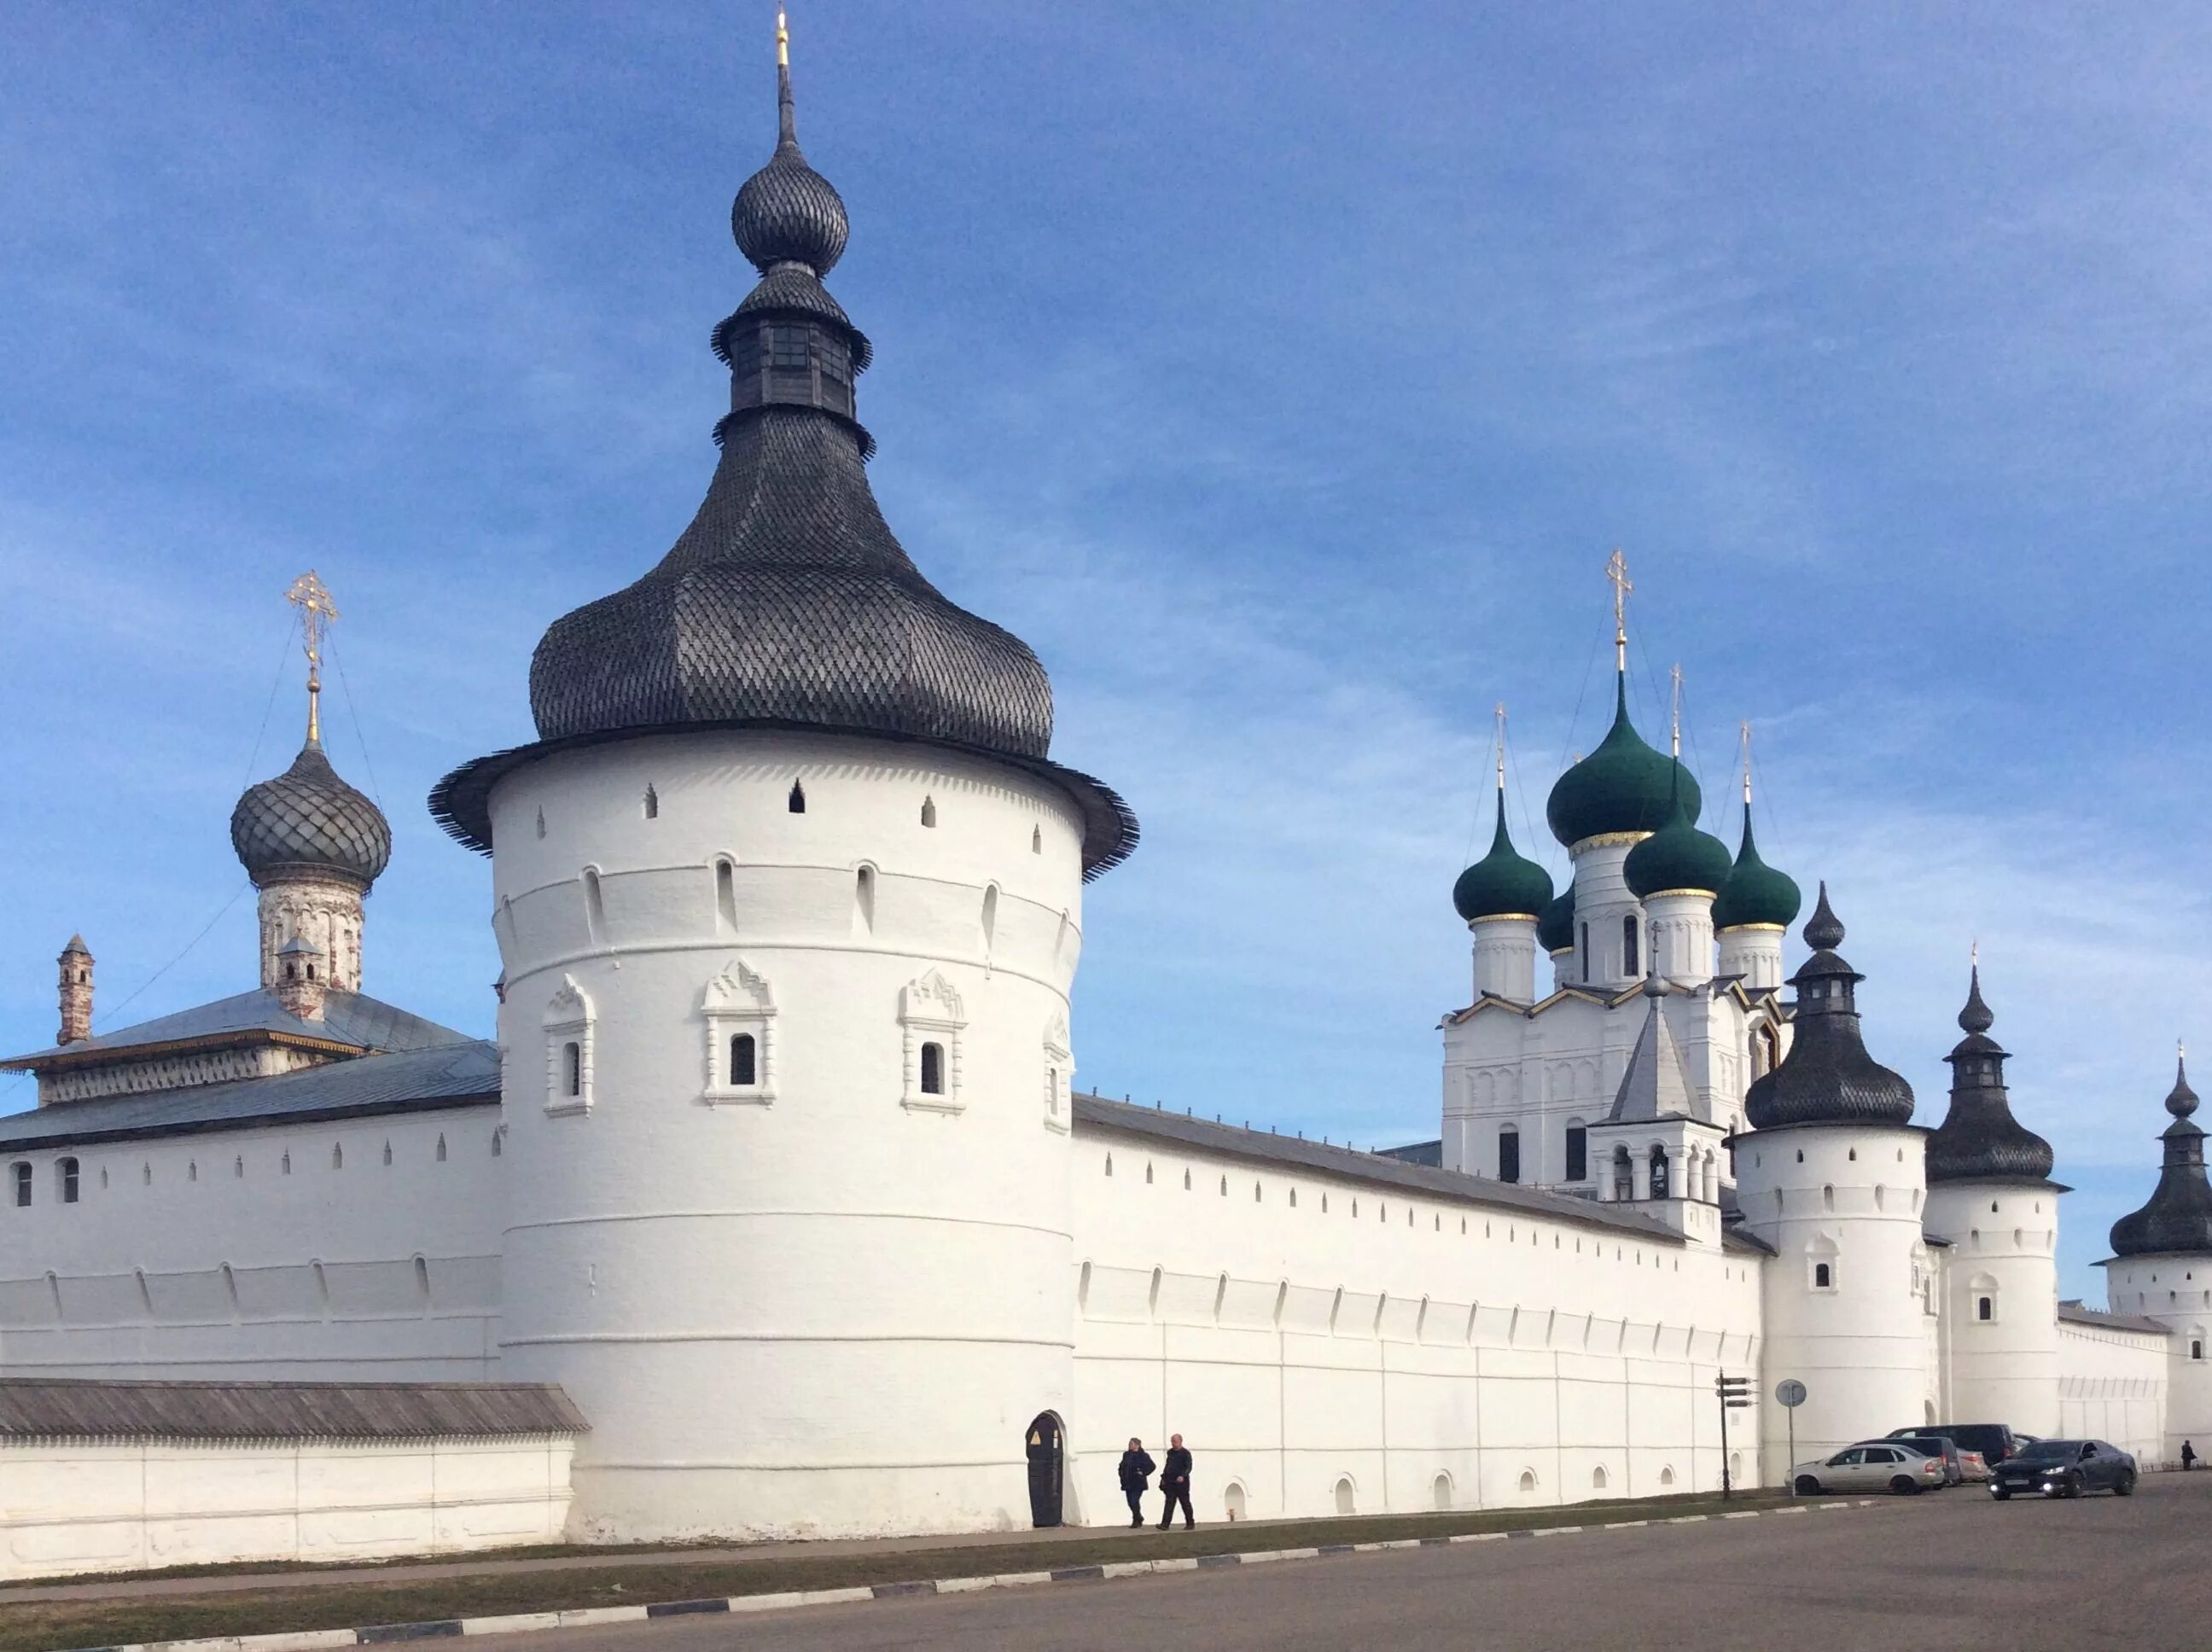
[1622,783,1732,900]
[1452,789,1554,923]
[230,734,392,890]
[1538,887,1576,955]
[1925,965,2056,1183]
[730,24,849,278]
[2109,1054,2212,1258]
[1546,675,1703,849]
[1742,884,1916,1129]
[1711,799,1801,931]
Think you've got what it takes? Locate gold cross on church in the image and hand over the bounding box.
[1606,548,1632,669]
[285,570,339,745]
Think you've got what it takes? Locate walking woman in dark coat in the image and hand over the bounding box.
[1118,1437,1155,1527]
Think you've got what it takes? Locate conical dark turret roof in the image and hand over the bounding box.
[1742,885,1916,1130]
[431,20,1136,877]
[1925,965,2056,1184]
[2110,1056,2212,1259]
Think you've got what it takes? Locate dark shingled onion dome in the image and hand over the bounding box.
[1538,887,1576,956]
[2109,1057,2212,1258]
[231,736,392,890]
[1925,967,2056,1183]
[1452,790,1554,923]
[430,27,1135,876]
[1743,884,1916,1130]
[1622,783,1732,900]
[1546,675,1703,849]
[1710,800,1801,932]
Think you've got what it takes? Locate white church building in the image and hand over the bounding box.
[1,23,2208,1576]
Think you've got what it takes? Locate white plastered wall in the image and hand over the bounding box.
[2056,1319,2168,1464]
[0,1434,573,1582]
[1067,1121,1765,1526]
[1924,1181,2061,1435]
[490,730,1087,1541]
[0,1107,504,1379]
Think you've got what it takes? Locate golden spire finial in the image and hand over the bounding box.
[1668,663,1683,758]
[1971,938,1980,969]
[1493,701,1507,793]
[1605,549,1632,673]
[285,570,339,746]
[776,6,789,68]
[1740,720,1753,805]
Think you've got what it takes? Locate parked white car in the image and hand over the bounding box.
[1790,1441,1949,1496]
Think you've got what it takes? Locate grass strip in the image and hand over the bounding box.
[6,1490,1787,1652]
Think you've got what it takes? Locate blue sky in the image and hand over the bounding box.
[3,3,2207,1299]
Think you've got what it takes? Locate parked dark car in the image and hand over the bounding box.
[1888,1422,2018,1465]
[1989,1439,2137,1499]
[1887,1434,1965,1486]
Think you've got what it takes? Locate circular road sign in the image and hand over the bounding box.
[1775,1379,1807,1408]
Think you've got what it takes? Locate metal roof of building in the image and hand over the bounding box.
[0,1039,498,1152]
[1074,1093,1682,1242]
[0,1379,586,1440]
[2057,1300,2170,1337]
[2,988,472,1073]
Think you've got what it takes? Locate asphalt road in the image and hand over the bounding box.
[499,1473,2212,1652]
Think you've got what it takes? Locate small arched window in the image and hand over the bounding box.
[715,858,737,934]
[1592,1465,1609,1489]
[332,1143,344,1171]
[920,1041,945,1096]
[1183,1168,1192,1190]
[1579,923,1591,981]
[492,1130,504,1158]
[1977,1296,1993,1321]
[1334,1476,1356,1515]
[1814,1262,1832,1289]
[282,1151,292,1175]
[1518,1469,1538,1492]
[1032,825,1043,854]
[788,780,806,813]
[435,1136,447,1162]
[535,806,546,840]
[2192,1339,2204,1361]
[564,1041,583,1097]
[381,1141,393,1166]
[1104,1155,1114,1178]
[233,1155,244,1178]
[581,867,605,942]
[188,1160,198,1182]
[1822,1184,1835,1211]
[731,1033,759,1088]
[56,1158,79,1204]
[1498,1125,1521,1184]
[1219,1176,1228,1196]
[1144,1162,1153,1184]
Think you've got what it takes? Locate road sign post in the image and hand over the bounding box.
[1715,1373,1754,1498]
[1775,1380,1807,1496]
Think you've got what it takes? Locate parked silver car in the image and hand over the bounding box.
[1790,1441,1950,1496]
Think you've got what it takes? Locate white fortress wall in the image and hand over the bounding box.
[1067,1118,1765,1525]
[0,1433,573,1584]
[491,730,1087,1541]
[0,1106,505,1380]
[2056,1318,2168,1464]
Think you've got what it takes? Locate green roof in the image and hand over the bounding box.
[1452,791,1555,922]
[1545,675,1703,848]
[1711,802,1802,930]
[1623,785,1732,899]
[1538,886,1576,953]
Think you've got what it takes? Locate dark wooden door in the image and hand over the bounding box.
[1025,1411,1063,1527]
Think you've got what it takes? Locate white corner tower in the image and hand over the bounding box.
[2104,1052,2212,1463]
[432,17,1136,1541]
[1921,961,2062,1435]
[1734,887,1930,1474]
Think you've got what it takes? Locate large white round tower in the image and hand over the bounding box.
[1735,888,1930,1473]
[1921,964,2062,1435]
[2104,1055,2212,1464]
[432,23,1134,1541]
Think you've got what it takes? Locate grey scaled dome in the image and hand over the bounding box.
[230,738,392,888]
[2109,1057,2212,1259]
[1924,967,2055,1184]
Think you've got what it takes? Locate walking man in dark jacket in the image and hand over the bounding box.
[1157,1433,1195,1530]
[2184,1440,2197,1471]
[1118,1438,1155,1527]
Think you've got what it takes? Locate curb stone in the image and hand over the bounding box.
[62,1499,1894,1652]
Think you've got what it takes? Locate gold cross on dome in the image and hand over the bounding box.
[1493,701,1507,790]
[1606,548,1632,669]
[285,570,339,744]
[1668,663,1683,758]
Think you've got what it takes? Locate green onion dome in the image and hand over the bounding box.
[1710,802,1802,931]
[1538,887,1576,954]
[1622,786,1732,899]
[1452,791,1555,922]
[1545,676,1703,849]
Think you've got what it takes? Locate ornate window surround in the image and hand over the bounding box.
[1042,1010,1074,1134]
[543,974,595,1117]
[702,958,777,1107]
[900,969,966,1114]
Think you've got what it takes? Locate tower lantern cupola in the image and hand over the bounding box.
[2109,1054,2212,1259]
[1925,962,2056,1184]
[1741,884,1915,1130]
